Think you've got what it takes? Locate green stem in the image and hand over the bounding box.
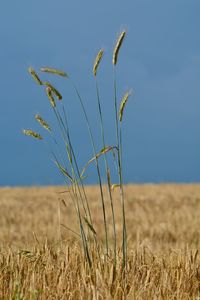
[95,78,117,271]
[70,78,109,256]
[113,68,127,270]
[52,107,92,266]
[61,104,93,224]
[59,101,102,268]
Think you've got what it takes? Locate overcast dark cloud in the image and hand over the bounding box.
[0,0,199,185]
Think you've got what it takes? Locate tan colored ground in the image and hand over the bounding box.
[0,184,200,299]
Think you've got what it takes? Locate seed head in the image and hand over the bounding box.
[28,67,43,85]
[35,114,51,131]
[119,90,131,122]
[93,49,104,77]
[113,31,126,66]
[45,87,56,108]
[40,67,68,77]
[22,129,43,140]
[43,82,62,100]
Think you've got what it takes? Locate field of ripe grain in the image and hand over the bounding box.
[0,184,200,299]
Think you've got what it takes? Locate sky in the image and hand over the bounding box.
[0,0,199,186]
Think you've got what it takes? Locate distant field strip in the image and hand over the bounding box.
[0,184,200,299]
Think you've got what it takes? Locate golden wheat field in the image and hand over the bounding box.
[0,184,200,299]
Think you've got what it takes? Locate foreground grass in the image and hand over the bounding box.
[0,184,200,299]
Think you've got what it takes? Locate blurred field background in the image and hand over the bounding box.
[1,184,200,299]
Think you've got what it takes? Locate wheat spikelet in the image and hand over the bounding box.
[43,82,62,100]
[45,87,56,108]
[119,90,131,122]
[93,49,104,76]
[113,31,126,65]
[35,114,51,131]
[40,67,68,77]
[22,129,43,140]
[28,67,43,85]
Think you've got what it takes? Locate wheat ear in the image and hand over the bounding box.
[35,114,51,131]
[93,49,104,77]
[28,67,43,85]
[43,82,62,100]
[40,67,68,77]
[119,91,131,122]
[45,87,56,108]
[113,31,126,65]
[22,129,43,140]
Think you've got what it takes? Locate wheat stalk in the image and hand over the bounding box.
[113,30,128,272]
[93,50,118,269]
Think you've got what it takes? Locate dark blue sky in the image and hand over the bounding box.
[0,0,199,186]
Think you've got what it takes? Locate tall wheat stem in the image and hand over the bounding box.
[60,104,93,223]
[95,79,117,270]
[53,108,88,216]
[70,79,109,256]
[60,104,103,266]
[113,69,127,270]
[51,106,93,266]
[44,140,89,260]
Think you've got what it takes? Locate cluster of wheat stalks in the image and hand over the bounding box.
[23,31,131,275]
